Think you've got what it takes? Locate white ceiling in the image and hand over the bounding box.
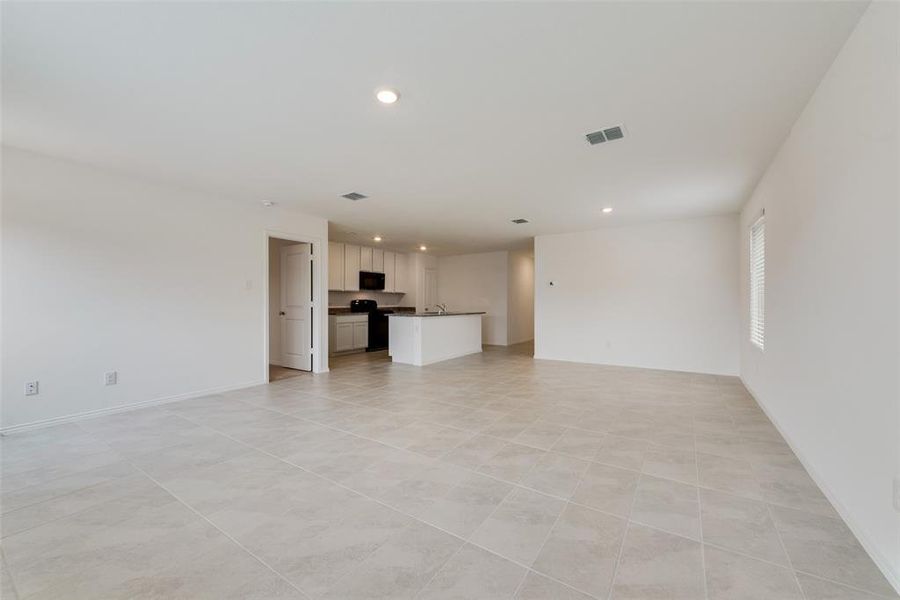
[2,1,866,255]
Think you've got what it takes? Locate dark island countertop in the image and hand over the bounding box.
[388,312,486,317]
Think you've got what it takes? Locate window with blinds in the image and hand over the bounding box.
[749,215,765,350]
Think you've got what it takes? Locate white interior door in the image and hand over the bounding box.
[280,243,313,371]
[424,268,438,311]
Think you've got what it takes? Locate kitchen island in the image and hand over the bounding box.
[388,312,486,366]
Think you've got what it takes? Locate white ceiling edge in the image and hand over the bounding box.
[1,1,869,255]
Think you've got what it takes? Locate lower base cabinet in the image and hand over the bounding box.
[329,315,368,354]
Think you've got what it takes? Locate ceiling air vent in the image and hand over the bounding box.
[586,130,607,145]
[341,192,368,201]
[603,126,624,141]
[511,218,529,224]
[586,124,626,145]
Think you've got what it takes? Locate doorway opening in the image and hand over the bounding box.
[268,237,315,381]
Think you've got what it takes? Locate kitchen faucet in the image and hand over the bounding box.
[435,303,447,314]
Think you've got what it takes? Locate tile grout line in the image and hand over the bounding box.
[728,394,894,599]
[229,382,781,472]
[604,468,644,600]
[0,547,23,600]
[13,364,880,600]
[514,450,598,598]
[37,394,810,546]
[212,395,828,570]
[0,466,137,529]
[735,421,813,599]
[275,396,861,533]
[412,480,521,600]
[510,487,603,600]
[695,447,710,600]
[154,402,614,600]
[409,539,468,600]
[71,424,315,600]
[756,479,812,598]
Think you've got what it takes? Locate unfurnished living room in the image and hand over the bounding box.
[2,1,898,599]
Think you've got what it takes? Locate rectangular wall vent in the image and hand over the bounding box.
[586,124,625,145]
[341,192,368,201]
[511,218,529,224]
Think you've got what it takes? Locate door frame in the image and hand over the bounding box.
[264,230,329,381]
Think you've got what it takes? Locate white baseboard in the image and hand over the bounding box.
[740,376,900,595]
[0,379,265,435]
[415,347,484,366]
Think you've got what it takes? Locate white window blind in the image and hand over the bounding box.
[749,215,765,350]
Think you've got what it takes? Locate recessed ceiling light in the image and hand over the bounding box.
[602,207,614,214]
[262,201,276,207]
[373,236,382,242]
[376,88,399,104]
[419,245,427,251]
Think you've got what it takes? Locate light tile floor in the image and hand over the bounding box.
[1,343,896,599]
[269,365,308,382]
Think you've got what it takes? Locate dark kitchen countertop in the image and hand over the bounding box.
[388,312,487,317]
[328,306,416,315]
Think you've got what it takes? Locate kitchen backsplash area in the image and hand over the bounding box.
[329,290,407,307]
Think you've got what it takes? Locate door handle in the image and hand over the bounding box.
[279,311,285,316]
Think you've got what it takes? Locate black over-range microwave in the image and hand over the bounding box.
[359,271,385,291]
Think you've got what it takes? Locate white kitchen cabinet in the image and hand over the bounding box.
[328,242,345,291]
[343,244,360,291]
[394,252,408,293]
[353,321,368,348]
[334,322,353,352]
[372,249,384,273]
[360,246,373,272]
[329,314,369,354]
[383,251,395,292]
[328,242,406,293]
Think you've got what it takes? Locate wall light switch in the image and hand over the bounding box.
[104,371,118,386]
[25,381,39,396]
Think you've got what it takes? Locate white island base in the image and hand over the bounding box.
[388,313,485,366]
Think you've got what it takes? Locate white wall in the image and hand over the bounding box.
[739,2,899,589]
[507,249,535,345]
[437,251,509,345]
[534,214,740,375]
[404,253,438,313]
[2,147,329,430]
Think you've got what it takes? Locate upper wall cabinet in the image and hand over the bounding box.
[328,242,345,291]
[329,242,407,292]
[394,252,407,293]
[343,244,361,291]
[373,248,384,273]
[383,251,395,293]
[360,246,373,272]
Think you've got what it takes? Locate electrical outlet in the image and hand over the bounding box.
[894,477,900,513]
[25,381,39,396]
[104,371,118,386]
